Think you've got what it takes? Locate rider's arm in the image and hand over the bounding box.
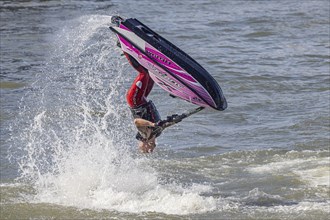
[134,118,155,128]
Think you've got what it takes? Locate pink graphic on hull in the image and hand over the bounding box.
[116,26,216,108]
[145,47,197,83]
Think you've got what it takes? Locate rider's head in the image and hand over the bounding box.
[138,137,156,153]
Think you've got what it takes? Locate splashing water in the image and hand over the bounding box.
[11,15,217,215]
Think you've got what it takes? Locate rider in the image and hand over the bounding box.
[124,52,162,153]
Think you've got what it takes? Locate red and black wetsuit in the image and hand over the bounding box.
[125,52,154,109]
[124,53,162,140]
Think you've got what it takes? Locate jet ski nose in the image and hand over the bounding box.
[110,16,123,26]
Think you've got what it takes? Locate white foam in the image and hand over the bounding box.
[32,137,217,214]
[295,166,330,187]
[247,152,330,187]
[0,182,24,188]
[33,148,217,214]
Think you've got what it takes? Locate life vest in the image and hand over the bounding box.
[130,101,162,141]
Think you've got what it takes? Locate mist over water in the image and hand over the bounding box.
[1,0,329,219]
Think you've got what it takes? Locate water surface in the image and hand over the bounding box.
[1,0,329,219]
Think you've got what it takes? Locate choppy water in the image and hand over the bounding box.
[1,0,329,219]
